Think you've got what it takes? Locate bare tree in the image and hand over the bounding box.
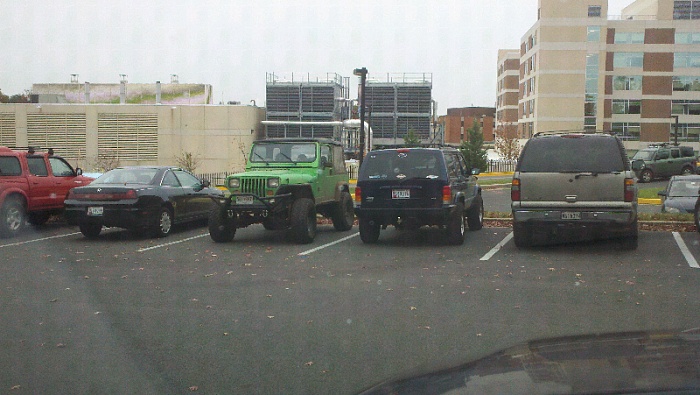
[174,151,201,172]
[92,153,121,172]
[494,124,521,162]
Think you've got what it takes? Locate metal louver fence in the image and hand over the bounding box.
[0,113,16,147]
[26,113,86,158]
[97,113,158,161]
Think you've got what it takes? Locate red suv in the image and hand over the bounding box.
[0,146,93,237]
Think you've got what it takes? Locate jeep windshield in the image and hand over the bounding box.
[250,142,317,164]
[359,150,447,180]
[632,150,655,161]
[517,136,626,173]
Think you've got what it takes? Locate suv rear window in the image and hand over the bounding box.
[0,157,22,176]
[518,136,626,173]
[360,150,447,180]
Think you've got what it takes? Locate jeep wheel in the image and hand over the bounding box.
[28,212,51,226]
[640,169,653,183]
[467,195,484,231]
[513,223,531,248]
[1,199,26,238]
[153,207,173,238]
[359,217,380,244]
[682,166,693,176]
[262,217,276,230]
[209,206,236,242]
[79,222,102,239]
[332,191,354,231]
[290,198,316,244]
[446,203,466,245]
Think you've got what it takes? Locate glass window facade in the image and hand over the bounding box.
[672,100,700,115]
[674,52,700,68]
[675,32,700,44]
[614,32,644,44]
[674,1,700,20]
[673,76,700,91]
[588,5,602,17]
[613,76,642,91]
[611,122,641,141]
[612,99,642,114]
[587,26,601,42]
[613,52,644,68]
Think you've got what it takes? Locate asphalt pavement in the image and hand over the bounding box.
[1,219,699,394]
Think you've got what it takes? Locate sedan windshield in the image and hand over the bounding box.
[669,180,700,197]
[94,168,159,184]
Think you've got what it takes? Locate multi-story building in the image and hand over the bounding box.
[440,107,496,145]
[496,49,521,138]
[514,0,700,148]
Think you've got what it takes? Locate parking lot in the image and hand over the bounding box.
[1,218,699,394]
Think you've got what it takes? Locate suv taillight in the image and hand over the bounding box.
[354,187,361,204]
[442,185,451,204]
[624,178,635,202]
[511,178,521,201]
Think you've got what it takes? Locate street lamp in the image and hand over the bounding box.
[671,115,679,145]
[353,67,368,165]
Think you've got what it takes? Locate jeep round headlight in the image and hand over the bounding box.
[228,178,240,189]
[267,178,280,188]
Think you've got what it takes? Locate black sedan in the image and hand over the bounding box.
[64,166,221,238]
[659,175,700,214]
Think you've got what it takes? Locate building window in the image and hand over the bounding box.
[614,32,644,44]
[676,32,700,44]
[587,26,601,42]
[588,5,602,17]
[613,75,642,90]
[672,100,700,115]
[674,52,700,68]
[673,76,700,91]
[612,99,642,114]
[613,52,644,68]
[611,122,641,141]
[674,1,700,20]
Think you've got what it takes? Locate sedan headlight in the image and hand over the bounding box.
[267,178,280,188]
[228,178,240,189]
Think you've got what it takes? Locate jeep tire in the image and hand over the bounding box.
[0,199,26,238]
[209,206,236,243]
[332,191,354,231]
[467,195,484,231]
[359,217,380,244]
[290,198,316,244]
[446,202,466,245]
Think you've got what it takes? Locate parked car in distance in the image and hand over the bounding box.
[65,166,220,238]
[658,175,700,214]
[630,143,697,183]
[0,146,93,237]
[511,131,638,248]
[353,147,483,245]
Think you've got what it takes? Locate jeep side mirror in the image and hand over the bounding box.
[631,159,644,171]
[323,160,333,168]
[471,168,480,176]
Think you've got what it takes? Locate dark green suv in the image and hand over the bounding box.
[353,147,483,245]
[631,144,697,183]
[208,138,354,244]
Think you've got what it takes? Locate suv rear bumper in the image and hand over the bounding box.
[513,209,635,225]
[355,205,454,225]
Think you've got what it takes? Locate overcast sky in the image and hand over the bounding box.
[1,0,631,112]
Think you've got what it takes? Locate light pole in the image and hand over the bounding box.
[671,115,679,145]
[353,67,368,165]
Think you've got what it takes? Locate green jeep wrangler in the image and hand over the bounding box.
[208,138,354,244]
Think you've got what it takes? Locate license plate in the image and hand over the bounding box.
[87,206,103,216]
[561,211,581,220]
[236,195,254,205]
[392,189,410,199]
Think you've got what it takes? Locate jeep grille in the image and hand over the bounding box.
[240,177,267,196]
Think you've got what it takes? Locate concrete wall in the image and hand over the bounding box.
[0,103,265,173]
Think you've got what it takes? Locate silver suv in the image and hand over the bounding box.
[511,132,638,248]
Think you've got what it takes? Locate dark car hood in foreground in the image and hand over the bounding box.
[358,328,700,395]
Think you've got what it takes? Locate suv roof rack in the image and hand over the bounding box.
[532,130,614,138]
[7,146,55,155]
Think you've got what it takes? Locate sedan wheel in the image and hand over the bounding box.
[154,207,173,238]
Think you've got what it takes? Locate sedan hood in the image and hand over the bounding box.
[358,328,700,394]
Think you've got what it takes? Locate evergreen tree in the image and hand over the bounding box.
[459,119,488,172]
[403,129,421,147]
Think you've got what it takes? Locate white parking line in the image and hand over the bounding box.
[0,232,82,248]
[672,232,700,269]
[298,233,359,256]
[480,232,514,261]
[138,234,209,252]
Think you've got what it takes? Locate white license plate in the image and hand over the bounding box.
[392,189,410,199]
[236,195,254,205]
[561,211,581,220]
[87,206,103,216]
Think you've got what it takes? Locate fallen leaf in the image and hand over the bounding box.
[305,361,314,366]
[188,386,199,391]
[410,306,417,311]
